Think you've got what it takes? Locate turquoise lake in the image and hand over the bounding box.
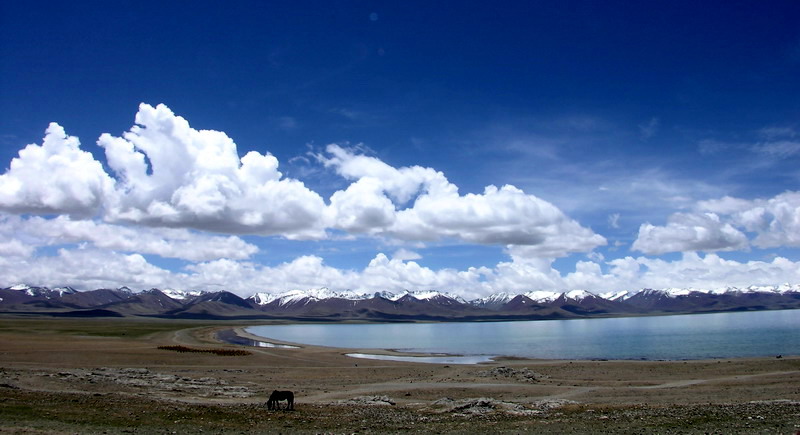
[246,309,800,360]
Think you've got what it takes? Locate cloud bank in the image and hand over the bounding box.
[0,103,604,255]
[633,191,800,254]
[1,244,798,299]
[321,144,606,255]
[0,215,257,262]
[0,103,797,297]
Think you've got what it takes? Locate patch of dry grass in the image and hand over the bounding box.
[157,345,251,356]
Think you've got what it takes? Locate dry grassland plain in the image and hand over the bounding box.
[0,316,798,434]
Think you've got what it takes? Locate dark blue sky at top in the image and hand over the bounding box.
[2,1,799,272]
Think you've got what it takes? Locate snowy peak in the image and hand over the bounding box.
[627,285,800,299]
[371,290,397,300]
[471,292,514,308]
[273,289,320,306]
[9,284,30,291]
[523,290,563,303]
[248,288,376,307]
[249,292,278,306]
[564,289,594,301]
[7,284,77,299]
[745,284,800,294]
[599,290,629,301]
[116,286,134,294]
[637,288,692,298]
[160,288,204,300]
[316,288,375,301]
[390,290,466,303]
[406,290,445,301]
[776,283,800,293]
[53,286,78,296]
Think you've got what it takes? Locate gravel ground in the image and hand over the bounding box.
[1,316,798,434]
[2,386,799,434]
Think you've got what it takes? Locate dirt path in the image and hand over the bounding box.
[634,369,799,389]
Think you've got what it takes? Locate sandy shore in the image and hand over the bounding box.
[1,316,798,433]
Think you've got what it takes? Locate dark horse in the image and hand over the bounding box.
[267,390,294,410]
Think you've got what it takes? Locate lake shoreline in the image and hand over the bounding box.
[240,309,800,361]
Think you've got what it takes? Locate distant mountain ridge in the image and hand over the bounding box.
[1,284,799,320]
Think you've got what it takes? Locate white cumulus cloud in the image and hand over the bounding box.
[0,214,258,262]
[321,144,606,256]
[636,191,800,254]
[0,123,115,217]
[324,177,397,233]
[8,104,799,298]
[99,103,327,238]
[2,246,799,299]
[701,191,800,248]
[0,105,607,255]
[0,248,177,291]
[632,212,749,255]
[628,252,800,290]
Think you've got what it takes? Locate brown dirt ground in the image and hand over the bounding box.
[0,316,798,434]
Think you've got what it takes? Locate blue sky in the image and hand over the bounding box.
[1,1,799,298]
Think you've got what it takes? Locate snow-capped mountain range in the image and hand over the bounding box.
[251,284,800,306]
[249,289,467,307]
[8,284,79,298]
[1,283,798,320]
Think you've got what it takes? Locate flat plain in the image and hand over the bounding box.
[0,316,798,434]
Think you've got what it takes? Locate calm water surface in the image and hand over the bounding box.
[246,310,800,360]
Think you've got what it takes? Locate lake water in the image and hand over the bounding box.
[246,309,800,361]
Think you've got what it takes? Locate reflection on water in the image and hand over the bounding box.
[252,341,299,349]
[217,329,299,349]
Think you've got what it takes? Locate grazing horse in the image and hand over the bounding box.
[267,390,294,410]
